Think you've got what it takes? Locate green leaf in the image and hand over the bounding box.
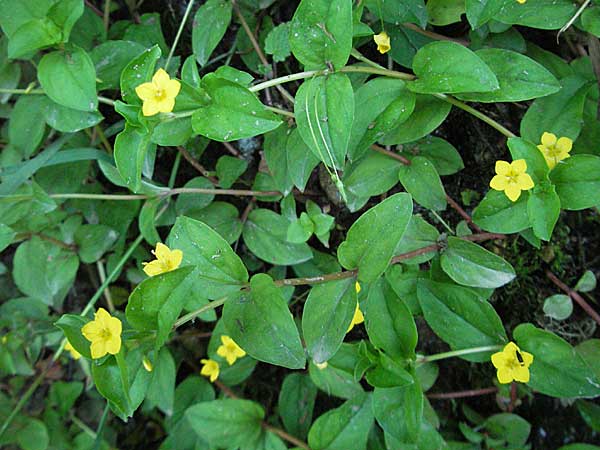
[92,358,133,419]
[216,155,248,189]
[308,343,364,399]
[278,373,318,440]
[139,197,162,245]
[495,0,576,30]
[543,294,573,321]
[582,7,600,38]
[114,124,155,193]
[295,74,354,169]
[175,177,215,215]
[364,0,427,28]
[192,74,281,141]
[473,190,530,234]
[484,413,531,446]
[527,186,560,241]
[576,400,600,432]
[265,23,291,62]
[373,383,423,444]
[0,223,15,253]
[8,95,46,157]
[348,78,416,161]
[126,266,195,348]
[289,0,353,70]
[514,323,600,398]
[409,41,498,94]
[417,280,507,362]
[456,48,560,102]
[74,224,119,263]
[308,392,374,450]
[365,353,414,389]
[550,155,600,210]
[243,209,312,265]
[192,0,232,66]
[465,0,504,28]
[287,213,314,244]
[119,44,161,105]
[507,137,549,184]
[575,270,596,293]
[167,216,249,299]
[16,418,49,450]
[43,98,104,133]
[38,47,98,112]
[520,75,592,143]
[302,278,357,363]
[55,314,92,359]
[223,273,306,369]
[364,277,417,360]
[91,40,145,91]
[427,0,465,26]
[440,237,516,288]
[400,136,464,176]
[188,201,242,245]
[382,94,452,145]
[145,347,176,415]
[6,19,62,59]
[394,215,440,265]
[186,399,264,449]
[13,236,79,309]
[338,193,413,283]
[398,156,447,211]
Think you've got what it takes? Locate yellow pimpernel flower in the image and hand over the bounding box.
[491,342,533,384]
[216,335,246,365]
[81,308,122,359]
[489,159,534,202]
[64,340,81,360]
[135,68,181,116]
[517,0,526,3]
[143,242,183,277]
[200,358,220,382]
[374,31,391,54]
[347,303,365,333]
[537,132,572,169]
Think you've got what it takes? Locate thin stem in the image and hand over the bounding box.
[266,105,295,118]
[446,194,482,233]
[435,94,515,138]
[168,151,182,189]
[165,0,196,71]
[0,88,115,107]
[96,261,115,313]
[103,0,111,32]
[340,65,415,80]
[546,269,600,326]
[177,146,219,184]
[417,345,502,364]
[70,414,97,438]
[92,402,110,450]
[249,70,324,92]
[351,48,386,70]
[94,125,113,154]
[173,296,229,328]
[402,22,469,46]
[427,387,498,400]
[371,144,411,165]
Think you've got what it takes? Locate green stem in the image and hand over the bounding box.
[174,296,229,328]
[165,0,196,71]
[0,88,116,107]
[92,402,110,450]
[417,345,502,365]
[168,151,182,188]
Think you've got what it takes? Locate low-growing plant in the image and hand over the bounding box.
[1,0,600,449]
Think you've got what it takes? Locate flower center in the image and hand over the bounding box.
[100,328,112,340]
[154,89,166,100]
[545,144,561,158]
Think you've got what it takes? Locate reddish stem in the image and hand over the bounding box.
[446,194,483,233]
[545,270,600,326]
[427,387,498,400]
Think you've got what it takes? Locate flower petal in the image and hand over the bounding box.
[81,320,102,341]
[505,184,521,202]
[143,260,164,276]
[504,342,519,353]
[107,316,122,337]
[90,340,107,359]
[157,98,176,114]
[490,175,507,191]
[541,132,557,147]
[154,242,171,260]
[168,249,183,271]
[142,100,161,116]
[135,82,155,101]
[165,79,181,98]
[496,367,514,384]
[105,335,121,355]
[495,160,511,176]
[511,159,527,174]
[513,365,530,383]
[152,68,171,87]
[516,173,534,190]
[491,351,506,369]
[556,137,573,153]
[521,351,534,367]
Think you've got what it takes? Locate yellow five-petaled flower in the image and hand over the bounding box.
[200,358,220,382]
[143,242,183,277]
[81,308,122,359]
[491,342,533,384]
[347,282,364,332]
[537,132,572,169]
[216,335,246,365]
[374,31,391,54]
[64,340,81,360]
[489,159,534,202]
[135,68,181,116]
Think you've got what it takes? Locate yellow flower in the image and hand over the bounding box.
[489,159,534,202]
[81,308,122,359]
[135,68,181,116]
[142,356,153,372]
[216,335,246,365]
[143,242,183,277]
[355,281,361,294]
[64,340,81,360]
[517,0,526,3]
[537,132,572,169]
[491,342,533,384]
[200,358,220,382]
[374,31,391,54]
[315,361,328,370]
[347,303,365,332]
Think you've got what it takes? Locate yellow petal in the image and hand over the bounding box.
[489,175,507,191]
[105,335,121,355]
[495,160,511,176]
[81,320,102,341]
[541,132,557,147]
[521,351,534,367]
[511,159,527,174]
[165,79,181,98]
[156,97,176,114]
[556,136,573,153]
[503,342,519,353]
[107,316,122,338]
[142,99,161,116]
[504,184,521,202]
[135,82,156,101]
[167,249,183,271]
[543,154,556,170]
[374,32,391,54]
[516,173,534,190]
[152,68,171,87]
[496,367,514,384]
[143,260,164,276]
[90,340,107,359]
[491,351,506,369]
[355,281,361,294]
[512,365,530,383]
[154,242,172,261]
